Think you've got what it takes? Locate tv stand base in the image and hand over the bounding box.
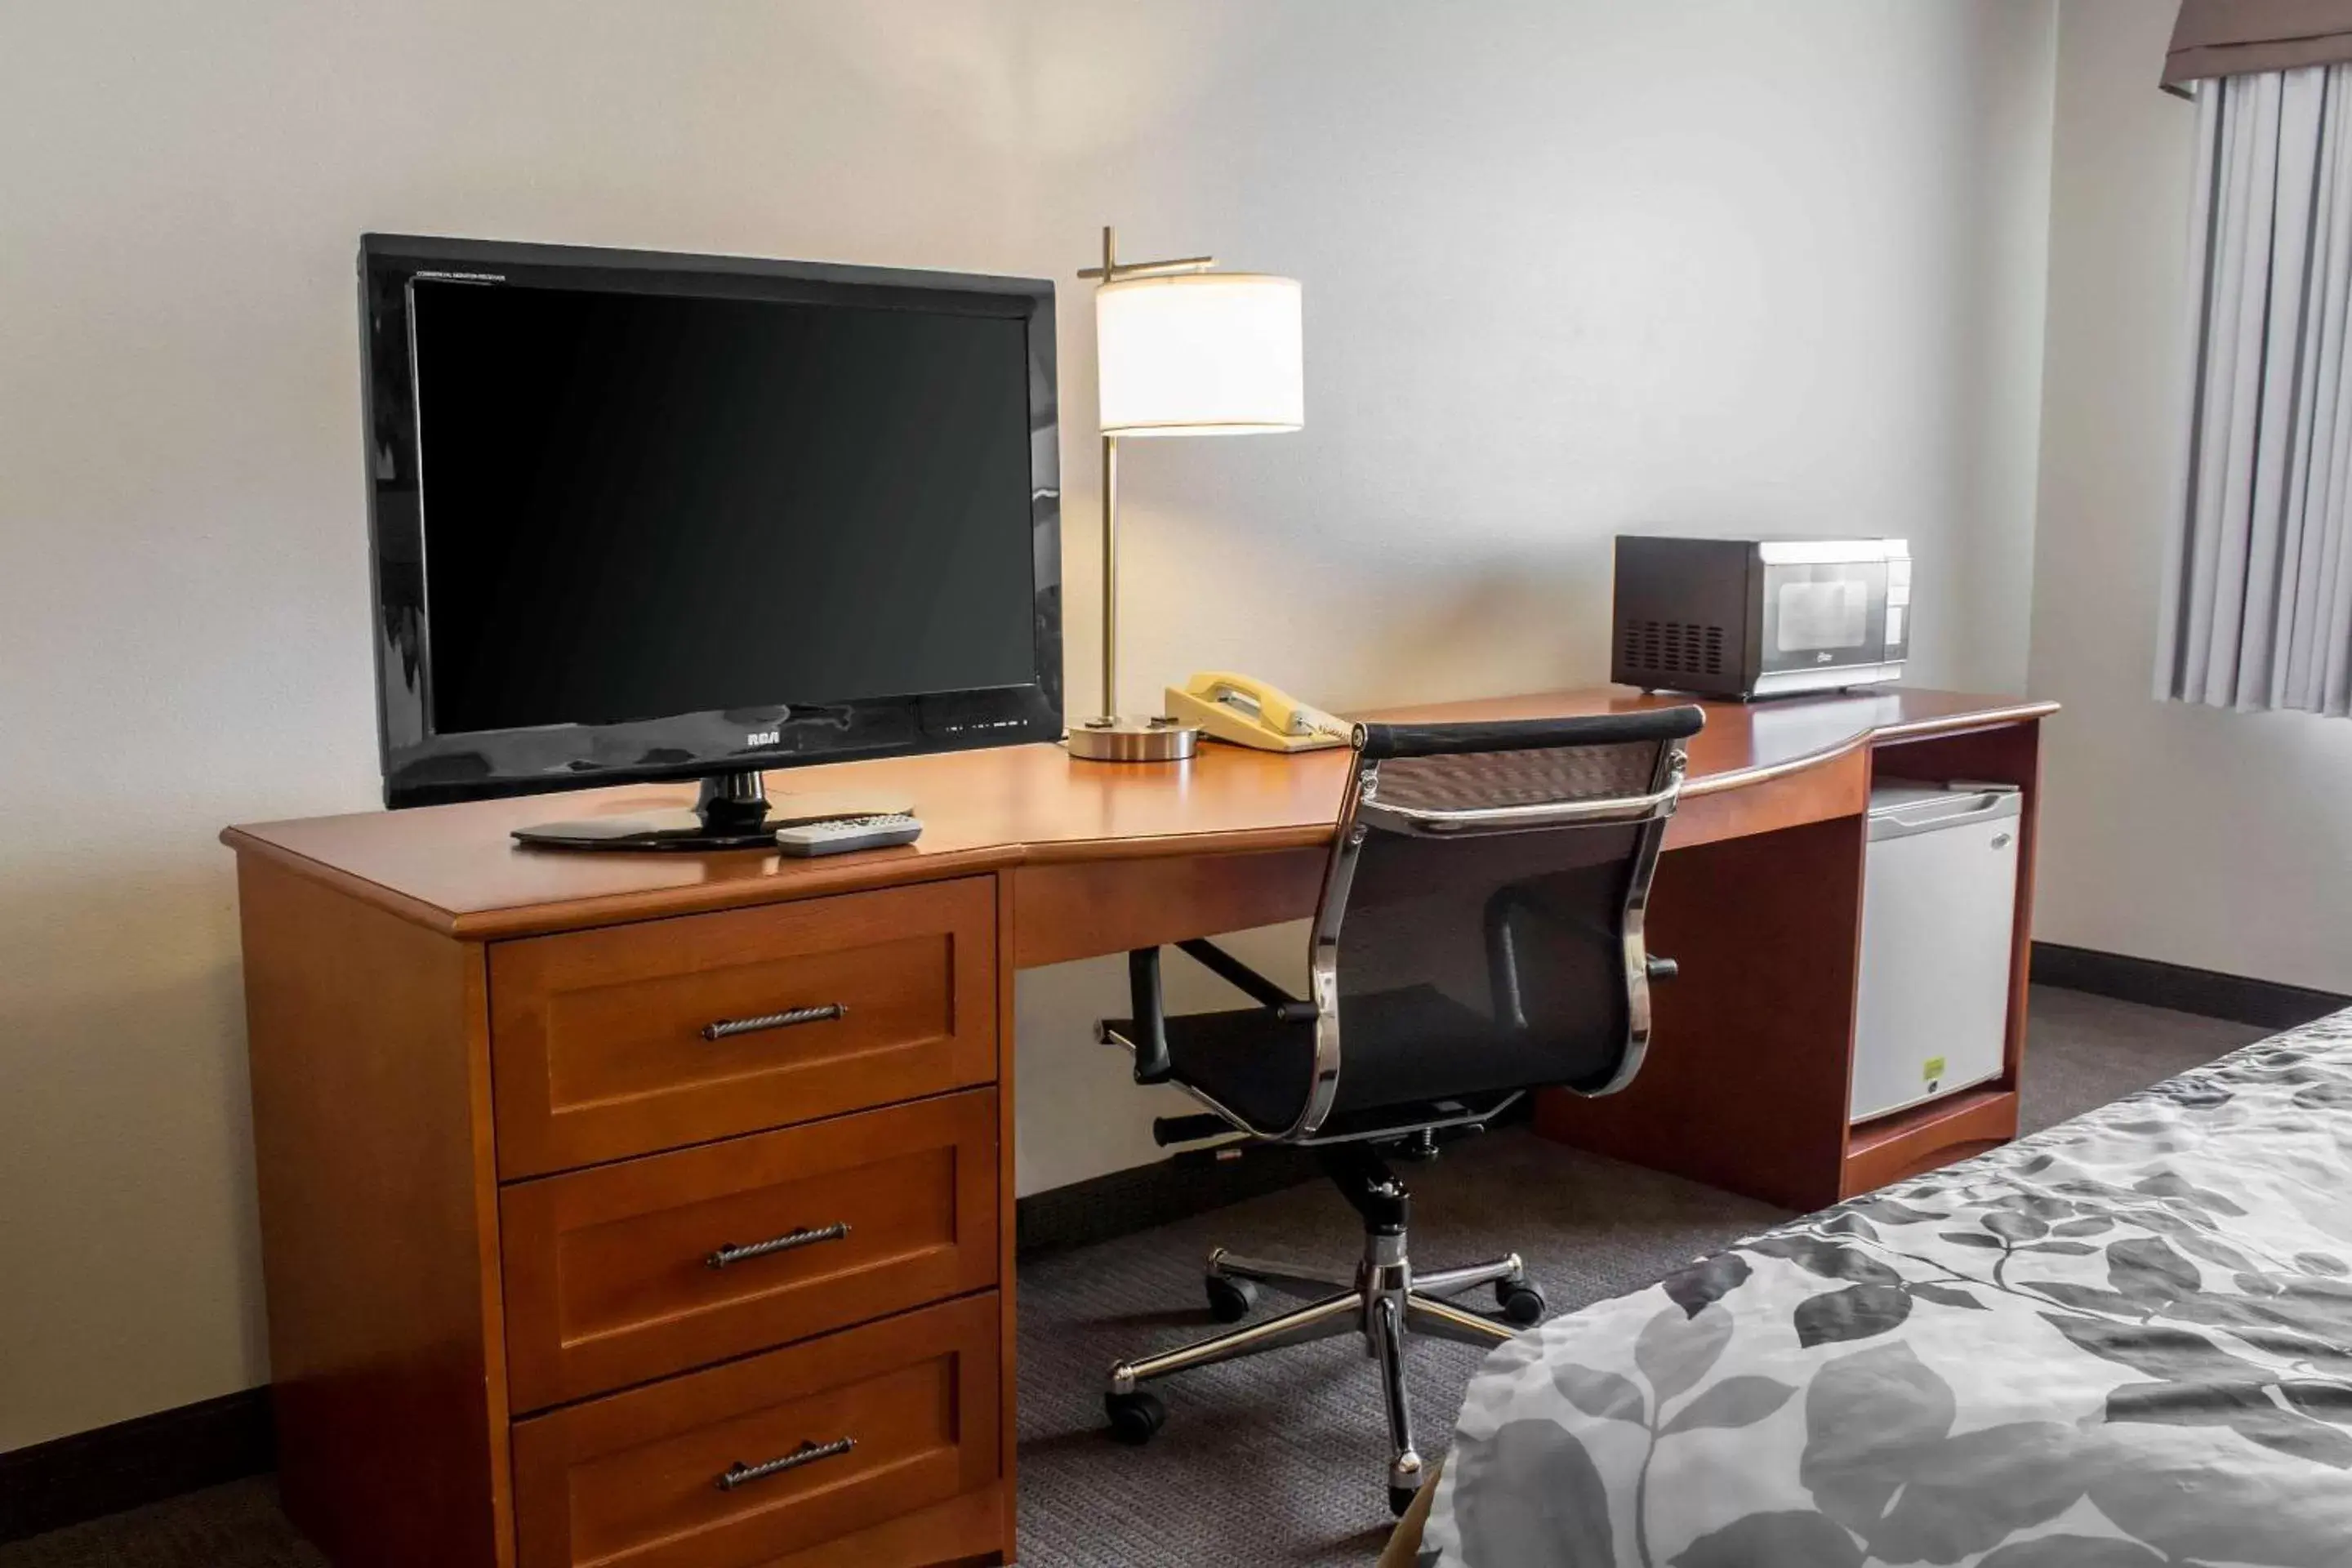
[510,770,911,852]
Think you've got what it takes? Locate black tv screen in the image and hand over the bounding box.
[360,235,1061,806]
[414,283,1037,733]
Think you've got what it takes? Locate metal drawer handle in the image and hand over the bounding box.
[702,1003,846,1041]
[715,1437,857,1491]
[706,1222,851,1270]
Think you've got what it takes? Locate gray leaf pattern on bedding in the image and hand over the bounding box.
[1418,1009,2352,1567]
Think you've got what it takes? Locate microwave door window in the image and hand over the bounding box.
[1776,579,1870,653]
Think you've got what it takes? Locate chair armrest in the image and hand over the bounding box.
[1175,938,1318,1022]
[1153,1113,1236,1146]
[1484,885,1676,1027]
[1126,947,1173,1083]
[1483,885,1592,1031]
[1116,939,1316,1089]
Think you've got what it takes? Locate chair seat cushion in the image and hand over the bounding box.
[1111,983,1586,1135]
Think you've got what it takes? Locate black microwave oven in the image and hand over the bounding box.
[1610,536,1910,699]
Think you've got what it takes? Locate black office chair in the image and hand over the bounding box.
[1096,706,1704,1513]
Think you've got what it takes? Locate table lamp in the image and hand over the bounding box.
[1068,225,1303,762]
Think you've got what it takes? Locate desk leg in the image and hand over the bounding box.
[1532,813,1867,1214]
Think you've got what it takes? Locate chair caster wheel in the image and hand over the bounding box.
[1205,1274,1259,1323]
[1389,1482,1419,1517]
[1496,1280,1547,1326]
[1105,1389,1166,1446]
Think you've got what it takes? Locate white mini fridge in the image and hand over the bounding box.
[1850,782,2023,1122]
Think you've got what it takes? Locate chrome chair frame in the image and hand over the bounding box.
[1095,715,1695,1512]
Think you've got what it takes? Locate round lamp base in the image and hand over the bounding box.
[1067,716,1200,763]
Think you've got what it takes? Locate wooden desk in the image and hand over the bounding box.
[222,684,2052,1568]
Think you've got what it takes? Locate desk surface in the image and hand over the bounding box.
[224,684,2053,939]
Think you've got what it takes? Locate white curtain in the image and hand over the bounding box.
[2158,65,2352,715]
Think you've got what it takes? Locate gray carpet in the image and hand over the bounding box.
[0,987,2269,1568]
[2011,984,2263,1136]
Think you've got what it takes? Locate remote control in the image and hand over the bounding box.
[773,813,924,858]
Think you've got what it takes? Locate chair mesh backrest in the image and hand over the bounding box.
[1368,740,1665,814]
[1320,715,1695,1122]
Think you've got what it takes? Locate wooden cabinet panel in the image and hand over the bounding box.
[1843,1087,2020,1197]
[1668,746,1868,851]
[235,857,514,1568]
[501,1091,999,1411]
[490,880,996,1177]
[511,1295,1000,1568]
[1012,849,1324,967]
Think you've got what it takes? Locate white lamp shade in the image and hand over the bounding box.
[1095,273,1303,436]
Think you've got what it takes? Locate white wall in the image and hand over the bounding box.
[2031,0,2352,992]
[0,0,2056,1450]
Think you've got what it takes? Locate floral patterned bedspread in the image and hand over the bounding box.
[1417,1009,2352,1567]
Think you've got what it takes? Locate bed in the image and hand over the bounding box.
[1394,1008,2352,1567]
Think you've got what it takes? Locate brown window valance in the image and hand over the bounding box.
[2167,1,2352,90]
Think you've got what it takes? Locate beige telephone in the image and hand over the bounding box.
[1164,671,1351,753]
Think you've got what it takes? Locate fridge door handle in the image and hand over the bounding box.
[1870,785,2020,839]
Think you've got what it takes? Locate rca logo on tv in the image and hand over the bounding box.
[746,730,782,746]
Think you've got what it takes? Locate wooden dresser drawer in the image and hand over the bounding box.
[490,878,997,1177]
[512,1294,1001,1568]
[501,1089,999,1411]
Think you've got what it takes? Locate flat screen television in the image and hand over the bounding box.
[358,234,1061,847]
